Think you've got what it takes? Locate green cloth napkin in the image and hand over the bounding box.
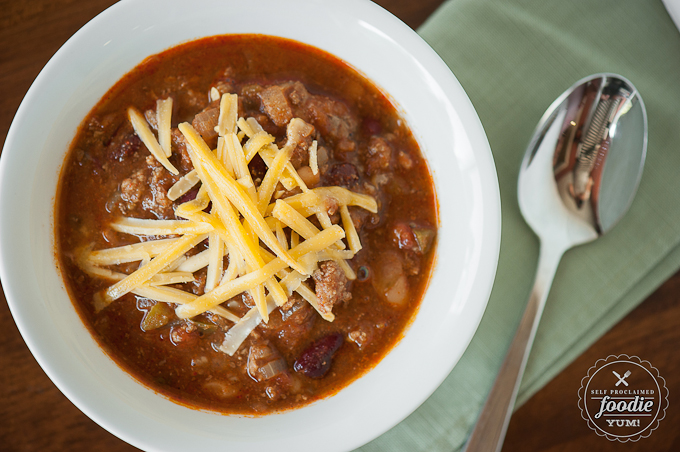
[358,0,680,450]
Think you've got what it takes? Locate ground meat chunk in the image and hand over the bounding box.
[286,81,310,106]
[107,122,141,162]
[282,118,315,168]
[312,261,351,315]
[259,85,293,127]
[116,156,179,218]
[170,321,199,345]
[364,136,392,175]
[348,323,373,349]
[307,96,356,152]
[273,294,317,349]
[146,156,178,218]
[323,163,359,190]
[239,84,264,111]
[281,81,357,154]
[171,129,194,172]
[212,67,237,96]
[348,206,375,231]
[119,169,146,214]
[143,109,158,130]
[299,96,356,152]
[247,81,357,154]
[191,101,220,144]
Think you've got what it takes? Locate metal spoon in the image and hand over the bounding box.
[465,73,647,452]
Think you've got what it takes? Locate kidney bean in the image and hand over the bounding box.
[109,133,141,162]
[392,221,417,250]
[362,117,382,136]
[293,332,344,378]
[176,186,199,204]
[248,153,268,182]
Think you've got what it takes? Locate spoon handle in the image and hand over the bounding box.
[464,242,565,452]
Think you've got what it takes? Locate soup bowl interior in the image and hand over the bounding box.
[0,0,500,451]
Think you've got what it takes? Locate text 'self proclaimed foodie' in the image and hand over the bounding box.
[55,35,438,415]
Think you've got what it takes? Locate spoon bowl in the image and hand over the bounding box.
[465,73,647,452]
[520,73,647,244]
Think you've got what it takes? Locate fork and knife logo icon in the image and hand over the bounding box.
[613,370,631,386]
[579,355,667,441]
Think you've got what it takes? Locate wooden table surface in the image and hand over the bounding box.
[1,1,678,451]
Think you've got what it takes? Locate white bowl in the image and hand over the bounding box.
[0,0,500,451]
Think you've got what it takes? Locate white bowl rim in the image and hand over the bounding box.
[0,0,501,451]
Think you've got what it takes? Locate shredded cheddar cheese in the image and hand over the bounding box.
[175,225,345,318]
[340,205,362,253]
[88,237,180,265]
[156,98,173,157]
[309,140,318,175]
[167,169,200,201]
[98,233,208,307]
[244,131,275,162]
[84,93,379,355]
[204,231,224,293]
[215,93,238,136]
[128,107,179,175]
[111,217,213,236]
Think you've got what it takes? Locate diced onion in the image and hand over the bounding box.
[219,297,277,356]
[259,359,287,380]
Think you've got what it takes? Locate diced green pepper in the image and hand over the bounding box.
[141,303,174,331]
[412,227,435,253]
[189,320,218,335]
